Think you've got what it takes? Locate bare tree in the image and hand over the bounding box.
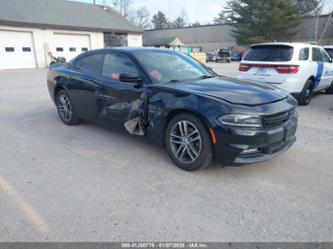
[319,11,333,43]
[131,6,151,30]
[180,8,189,25]
[172,9,189,28]
[309,0,333,43]
[112,0,132,17]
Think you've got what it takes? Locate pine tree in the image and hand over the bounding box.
[227,0,301,45]
[214,9,231,24]
[173,17,186,28]
[151,11,170,29]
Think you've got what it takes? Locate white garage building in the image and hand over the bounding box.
[0,0,143,70]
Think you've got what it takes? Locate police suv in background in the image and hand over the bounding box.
[238,43,333,105]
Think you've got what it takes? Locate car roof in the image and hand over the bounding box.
[99,47,178,52]
[70,47,182,63]
[324,46,333,49]
[250,42,321,48]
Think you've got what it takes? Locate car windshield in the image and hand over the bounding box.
[244,45,294,62]
[133,50,215,84]
[325,48,333,58]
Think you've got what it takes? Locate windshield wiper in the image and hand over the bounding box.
[167,75,215,84]
[167,79,182,83]
[198,75,215,79]
[200,75,215,79]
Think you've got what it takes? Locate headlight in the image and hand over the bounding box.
[218,115,262,128]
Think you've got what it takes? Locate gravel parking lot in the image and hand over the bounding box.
[1,63,333,242]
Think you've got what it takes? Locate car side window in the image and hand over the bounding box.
[72,53,104,76]
[299,48,309,60]
[312,48,323,62]
[102,53,139,81]
[320,48,331,63]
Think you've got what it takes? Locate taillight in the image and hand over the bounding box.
[239,64,299,74]
[275,65,299,74]
[239,63,250,72]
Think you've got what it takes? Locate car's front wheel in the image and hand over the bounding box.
[165,113,213,171]
[56,90,80,125]
[298,79,314,106]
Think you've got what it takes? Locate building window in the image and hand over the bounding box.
[82,47,88,52]
[69,47,76,52]
[5,47,15,52]
[22,47,32,52]
[104,32,128,48]
[56,47,64,52]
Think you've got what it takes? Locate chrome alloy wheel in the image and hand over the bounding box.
[57,94,72,122]
[169,120,202,164]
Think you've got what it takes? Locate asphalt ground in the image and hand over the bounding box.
[0,64,332,242]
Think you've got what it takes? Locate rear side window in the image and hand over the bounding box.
[299,48,309,60]
[325,49,333,58]
[73,53,104,76]
[244,45,294,62]
[102,53,139,81]
[312,48,322,61]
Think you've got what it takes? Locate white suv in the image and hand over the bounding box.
[238,43,333,105]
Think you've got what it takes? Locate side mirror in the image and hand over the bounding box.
[119,74,142,83]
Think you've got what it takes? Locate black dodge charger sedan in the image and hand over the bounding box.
[47,48,298,171]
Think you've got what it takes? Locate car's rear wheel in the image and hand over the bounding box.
[325,80,333,94]
[298,79,314,106]
[165,113,213,171]
[56,90,80,125]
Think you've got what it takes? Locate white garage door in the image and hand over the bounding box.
[0,31,36,69]
[53,34,90,62]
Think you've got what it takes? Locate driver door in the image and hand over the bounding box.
[319,48,333,88]
[96,52,147,123]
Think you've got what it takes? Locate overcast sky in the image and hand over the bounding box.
[74,0,333,24]
[131,0,227,24]
[73,0,227,23]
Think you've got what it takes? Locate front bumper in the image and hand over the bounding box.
[213,114,298,164]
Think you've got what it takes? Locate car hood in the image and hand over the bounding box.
[159,76,289,106]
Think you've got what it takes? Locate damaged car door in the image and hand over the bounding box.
[97,52,147,135]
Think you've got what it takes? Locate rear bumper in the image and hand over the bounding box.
[213,114,298,164]
[238,73,307,94]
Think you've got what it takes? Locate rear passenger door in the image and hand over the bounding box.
[68,53,104,121]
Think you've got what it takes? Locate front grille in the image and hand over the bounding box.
[263,109,294,128]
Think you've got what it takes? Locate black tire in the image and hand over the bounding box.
[165,113,213,171]
[55,90,80,125]
[325,81,333,94]
[298,79,314,106]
